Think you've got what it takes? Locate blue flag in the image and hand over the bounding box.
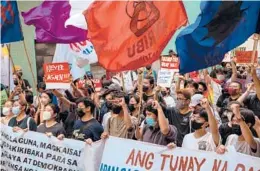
[1,1,23,43]
[176,1,260,74]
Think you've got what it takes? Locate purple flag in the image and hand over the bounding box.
[21,1,87,43]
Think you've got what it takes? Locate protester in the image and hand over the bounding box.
[13,68,31,90]
[72,97,103,142]
[164,89,192,146]
[101,91,137,139]
[1,100,14,125]
[217,104,260,157]
[136,100,177,146]
[34,90,53,124]
[128,94,144,120]
[161,87,176,107]
[8,99,37,131]
[37,104,65,139]
[182,98,220,151]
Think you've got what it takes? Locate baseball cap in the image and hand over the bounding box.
[189,94,204,107]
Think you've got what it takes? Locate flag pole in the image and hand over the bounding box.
[137,69,144,123]
[22,40,37,92]
[121,72,126,92]
[251,33,259,64]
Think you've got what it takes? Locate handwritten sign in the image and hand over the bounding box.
[157,70,174,88]
[43,62,70,89]
[161,55,179,72]
[235,51,258,64]
[100,137,260,171]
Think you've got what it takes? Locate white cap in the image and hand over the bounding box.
[189,94,204,107]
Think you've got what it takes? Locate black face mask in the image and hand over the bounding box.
[111,105,122,114]
[191,120,204,130]
[143,86,149,92]
[76,108,85,118]
[13,79,19,86]
[128,104,136,112]
[232,124,242,136]
[106,101,113,110]
[161,91,167,97]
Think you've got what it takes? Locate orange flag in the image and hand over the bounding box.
[85,1,187,72]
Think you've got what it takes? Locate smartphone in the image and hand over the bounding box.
[256,68,260,79]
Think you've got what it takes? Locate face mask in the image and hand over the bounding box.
[191,120,204,130]
[161,91,167,97]
[128,104,136,112]
[43,111,52,121]
[106,101,113,110]
[76,108,85,118]
[142,86,149,92]
[12,106,21,115]
[228,88,238,96]
[216,75,225,81]
[111,105,122,114]
[2,107,11,116]
[14,80,19,86]
[176,101,186,109]
[146,117,156,127]
[232,124,242,136]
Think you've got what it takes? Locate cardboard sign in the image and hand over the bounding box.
[43,62,70,89]
[235,51,258,64]
[157,70,174,88]
[161,55,179,71]
[77,79,86,89]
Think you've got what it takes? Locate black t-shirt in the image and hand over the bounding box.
[219,122,232,145]
[8,116,37,131]
[37,122,66,137]
[164,107,192,147]
[73,118,104,142]
[244,94,260,117]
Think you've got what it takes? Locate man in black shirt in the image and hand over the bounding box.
[165,89,192,147]
[73,98,104,143]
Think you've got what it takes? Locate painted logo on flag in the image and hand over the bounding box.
[69,40,94,58]
[1,1,15,27]
[126,1,160,37]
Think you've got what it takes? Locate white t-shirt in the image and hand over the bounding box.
[225,134,260,157]
[102,112,111,130]
[164,96,176,108]
[182,132,218,152]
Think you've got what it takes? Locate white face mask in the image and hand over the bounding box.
[2,107,11,116]
[12,106,21,115]
[43,111,52,121]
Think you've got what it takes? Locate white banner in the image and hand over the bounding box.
[100,137,260,171]
[157,70,174,88]
[0,124,104,171]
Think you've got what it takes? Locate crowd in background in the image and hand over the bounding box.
[1,51,260,158]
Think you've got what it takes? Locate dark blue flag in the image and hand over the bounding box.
[1,0,24,43]
[176,1,260,74]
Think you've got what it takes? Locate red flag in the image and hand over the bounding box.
[85,1,187,72]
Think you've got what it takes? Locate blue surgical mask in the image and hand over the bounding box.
[146,117,156,127]
[12,106,21,115]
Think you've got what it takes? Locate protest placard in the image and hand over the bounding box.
[92,79,102,92]
[100,137,260,171]
[157,70,174,88]
[43,62,71,89]
[0,124,104,171]
[235,51,258,64]
[160,55,179,72]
